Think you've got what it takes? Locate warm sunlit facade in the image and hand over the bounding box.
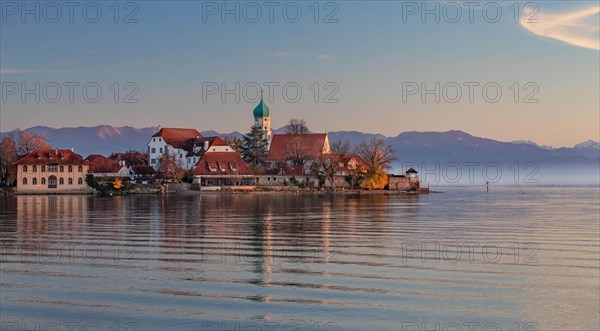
[13,149,91,194]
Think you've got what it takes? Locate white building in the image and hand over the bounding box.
[148,128,238,171]
[148,128,203,170]
[253,94,272,149]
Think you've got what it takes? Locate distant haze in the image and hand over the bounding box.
[2,125,598,186]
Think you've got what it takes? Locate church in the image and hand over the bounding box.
[146,96,335,188]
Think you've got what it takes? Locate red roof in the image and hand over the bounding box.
[153,128,203,149]
[193,152,254,176]
[186,136,231,156]
[86,155,120,173]
[110,152,148,166]
[267,134,329,161]
[13,149,89,166]
[130,165,156,175]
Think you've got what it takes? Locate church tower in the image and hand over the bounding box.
[253,91,272,148]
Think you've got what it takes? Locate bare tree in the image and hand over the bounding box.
[354,137,396,189]
[0,136,17,185]
[224,136,244,152]
[311,139,351,190]
[16,131,51,156]
[157,151,185,181]
[285,119,309,135]
[330,139,350,155]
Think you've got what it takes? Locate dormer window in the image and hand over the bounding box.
[208,163,218,172]
[229,163,237,171]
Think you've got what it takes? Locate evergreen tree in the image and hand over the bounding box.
[242,125,269,170]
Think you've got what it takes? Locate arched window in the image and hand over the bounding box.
[77,178,83,185]
[41,165,46,172]
[41,178,46,185]
[59,166,64,172]
[32,178,37,185]
[68,166,73,172]
[68,178,73,185]
[48,176,57,188]
[32,165,37,172]
[22,178,27,185]
[23,165,27,173]
[78,166,83,172]
[59,178,64,185]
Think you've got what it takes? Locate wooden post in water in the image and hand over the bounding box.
[486,181,489,193]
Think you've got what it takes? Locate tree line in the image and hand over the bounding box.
[0,131,52,186]
[240,118,396,190]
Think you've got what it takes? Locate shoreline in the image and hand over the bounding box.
[2,186,434,196]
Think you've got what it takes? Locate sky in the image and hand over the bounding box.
[1,0,599,147]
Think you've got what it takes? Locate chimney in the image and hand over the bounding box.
[204,140,209,151]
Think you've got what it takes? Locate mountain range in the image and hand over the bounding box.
[2,125,598,184]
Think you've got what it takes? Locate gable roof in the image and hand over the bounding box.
[152,128,203,149]
[406,168,418,174]
[130,165,156,175]
[86,154,120,173]
[110,152,148,166]
[267,134,329,161]
[186,136,231,157]
[13,149,89,166]
[193,152,254,176]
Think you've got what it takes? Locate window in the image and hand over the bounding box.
[32,177,38,185]
[78,178,83,185]
[32,165,37,172]
[151,159,156,164]
[48,176,57,188]
[23,166,27,172]
[41,165,46,172]
[78,166,83,172]
[48,165,58,172]
[68,165,73,172]
[59,166,64,172]
[153,138,155,142]
[22,178,27,185]
[159,148,163,153]
[151,148,156,153]
[41,178,46,185]
[59,178,64,185]
[159,138,161,142]
[68,178,73,185]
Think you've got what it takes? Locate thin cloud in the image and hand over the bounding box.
[0,68,77,74]
[267,51,291,57]
[520,5,599,51]
[316,54,335,60]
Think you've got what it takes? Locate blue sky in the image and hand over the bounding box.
[1,1,598,147]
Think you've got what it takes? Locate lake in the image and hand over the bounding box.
[1,187,598,331]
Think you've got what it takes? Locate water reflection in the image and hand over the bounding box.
[1,189,598,331]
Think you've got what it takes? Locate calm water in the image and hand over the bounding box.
[1,188,599,331]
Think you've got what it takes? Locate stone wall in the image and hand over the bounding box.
[388,176,419,191]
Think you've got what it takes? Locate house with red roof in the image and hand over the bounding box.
[86,154,128,178]
[265,133,331,176]
[148,128,241,172]
[193,151,255,188]
[13,149,91,193]
[148,127,203,170]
